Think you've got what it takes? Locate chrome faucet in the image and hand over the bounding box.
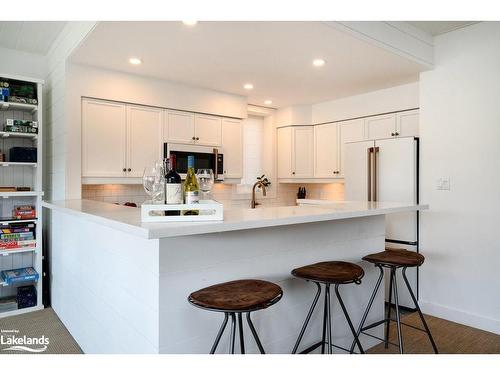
[251,175,271,209]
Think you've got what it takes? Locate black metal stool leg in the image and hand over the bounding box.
[385,266,394,348]
[335,284,364,354]
[210,312,229,354]
[238,312,245,354]
[292,282,321,354]
[321,292,327,354]
[392,269,404,354]
[247,312,265,354]
[325,284,333,354]
[402,267,439,354]
[229,313,236,354]
[350,265,384,353]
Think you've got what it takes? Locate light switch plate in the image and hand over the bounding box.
[437,177,451,190]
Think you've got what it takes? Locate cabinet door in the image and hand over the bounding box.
[396,109,419,137]
[82,99,127,177]
[277,127,293,178]
[221,118,243,179]
[339,118,366,177]
[293,126,314,178]
[365,113,396,140]
[165,110,195,144]
[314,123,339,178]
[127,105,163,178]
[195,114,222,146]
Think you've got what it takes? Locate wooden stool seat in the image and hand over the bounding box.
[362,248,424,267]
[189,279,283,312]
[292,261,364,284]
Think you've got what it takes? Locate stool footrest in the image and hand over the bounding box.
[299,340,353,354]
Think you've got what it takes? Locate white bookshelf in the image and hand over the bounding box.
[0,73,44,318]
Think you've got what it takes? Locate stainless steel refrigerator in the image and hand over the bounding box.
[344,136,419,309]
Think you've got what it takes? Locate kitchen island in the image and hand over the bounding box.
[42,199,427,354]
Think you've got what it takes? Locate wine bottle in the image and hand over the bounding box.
[164,155,182,216]
[183,155,199,215]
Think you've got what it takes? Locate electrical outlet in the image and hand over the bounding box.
[437,177,451,191]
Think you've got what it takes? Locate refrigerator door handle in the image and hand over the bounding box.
[373,146,379,201]
[367,147,373,201]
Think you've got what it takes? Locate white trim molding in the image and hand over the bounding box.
[420,300,500,335]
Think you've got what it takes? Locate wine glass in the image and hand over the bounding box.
[197,169,215,200]
[143,161,164,204]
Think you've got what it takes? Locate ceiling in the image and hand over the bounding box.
[407,21,477,36]
[69,21,427,108]
[0,21,66,55]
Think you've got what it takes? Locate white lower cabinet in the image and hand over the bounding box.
[277,126,314,179]
[314,123,339,178]
[82,99,127,178]
[221,118,243,179]
[127,105,163,178]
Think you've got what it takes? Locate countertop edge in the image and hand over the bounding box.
[42,200,151,239]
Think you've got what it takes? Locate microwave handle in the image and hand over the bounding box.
[213,148,219,177]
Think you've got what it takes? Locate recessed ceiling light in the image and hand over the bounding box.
[264,100,273,105]
[182,20,198,26]
[129,57,142,65]
[312,58,326,67]
[243,83,254,90]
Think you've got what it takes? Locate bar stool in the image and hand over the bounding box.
[188,279,283,354]
[291,261,365,354]
[351,248,438,354]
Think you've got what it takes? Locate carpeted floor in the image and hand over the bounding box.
[0,308,82,354]
[368,312,500,354]
[0,307,498,354]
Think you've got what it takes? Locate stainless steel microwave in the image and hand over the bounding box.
[164,143,224,181]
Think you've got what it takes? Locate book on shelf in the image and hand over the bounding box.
[12,205,36,220]
[0,240,36,250]
[0,267,39,285]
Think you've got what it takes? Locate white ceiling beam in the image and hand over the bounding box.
[325,21,434,69]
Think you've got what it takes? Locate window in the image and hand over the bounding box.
[236,115,265,194]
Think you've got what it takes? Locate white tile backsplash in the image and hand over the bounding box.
[82,182,344,207]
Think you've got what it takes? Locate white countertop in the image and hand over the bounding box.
[42,199,428,239]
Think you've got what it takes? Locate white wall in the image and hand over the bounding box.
[0,46,47,79]
[312,81,419,124]
[44,22,97,200]
[275,104,312,126]
[66,64,248,199]
[419,22,500,334]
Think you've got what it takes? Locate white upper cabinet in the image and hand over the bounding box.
[194,114,222,146]
[396,109,419,137]
[82,99,127,177]
[165,110,195,144]
[314,123,339,178]
[365,113,397,140]
[127,105,163,178]
[293,126,314,178]
[221,118,243,179]
[339,118,365,177]
[165,111,222,146]
[277,127,293,178]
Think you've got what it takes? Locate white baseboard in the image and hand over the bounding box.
[419,300,500,335]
